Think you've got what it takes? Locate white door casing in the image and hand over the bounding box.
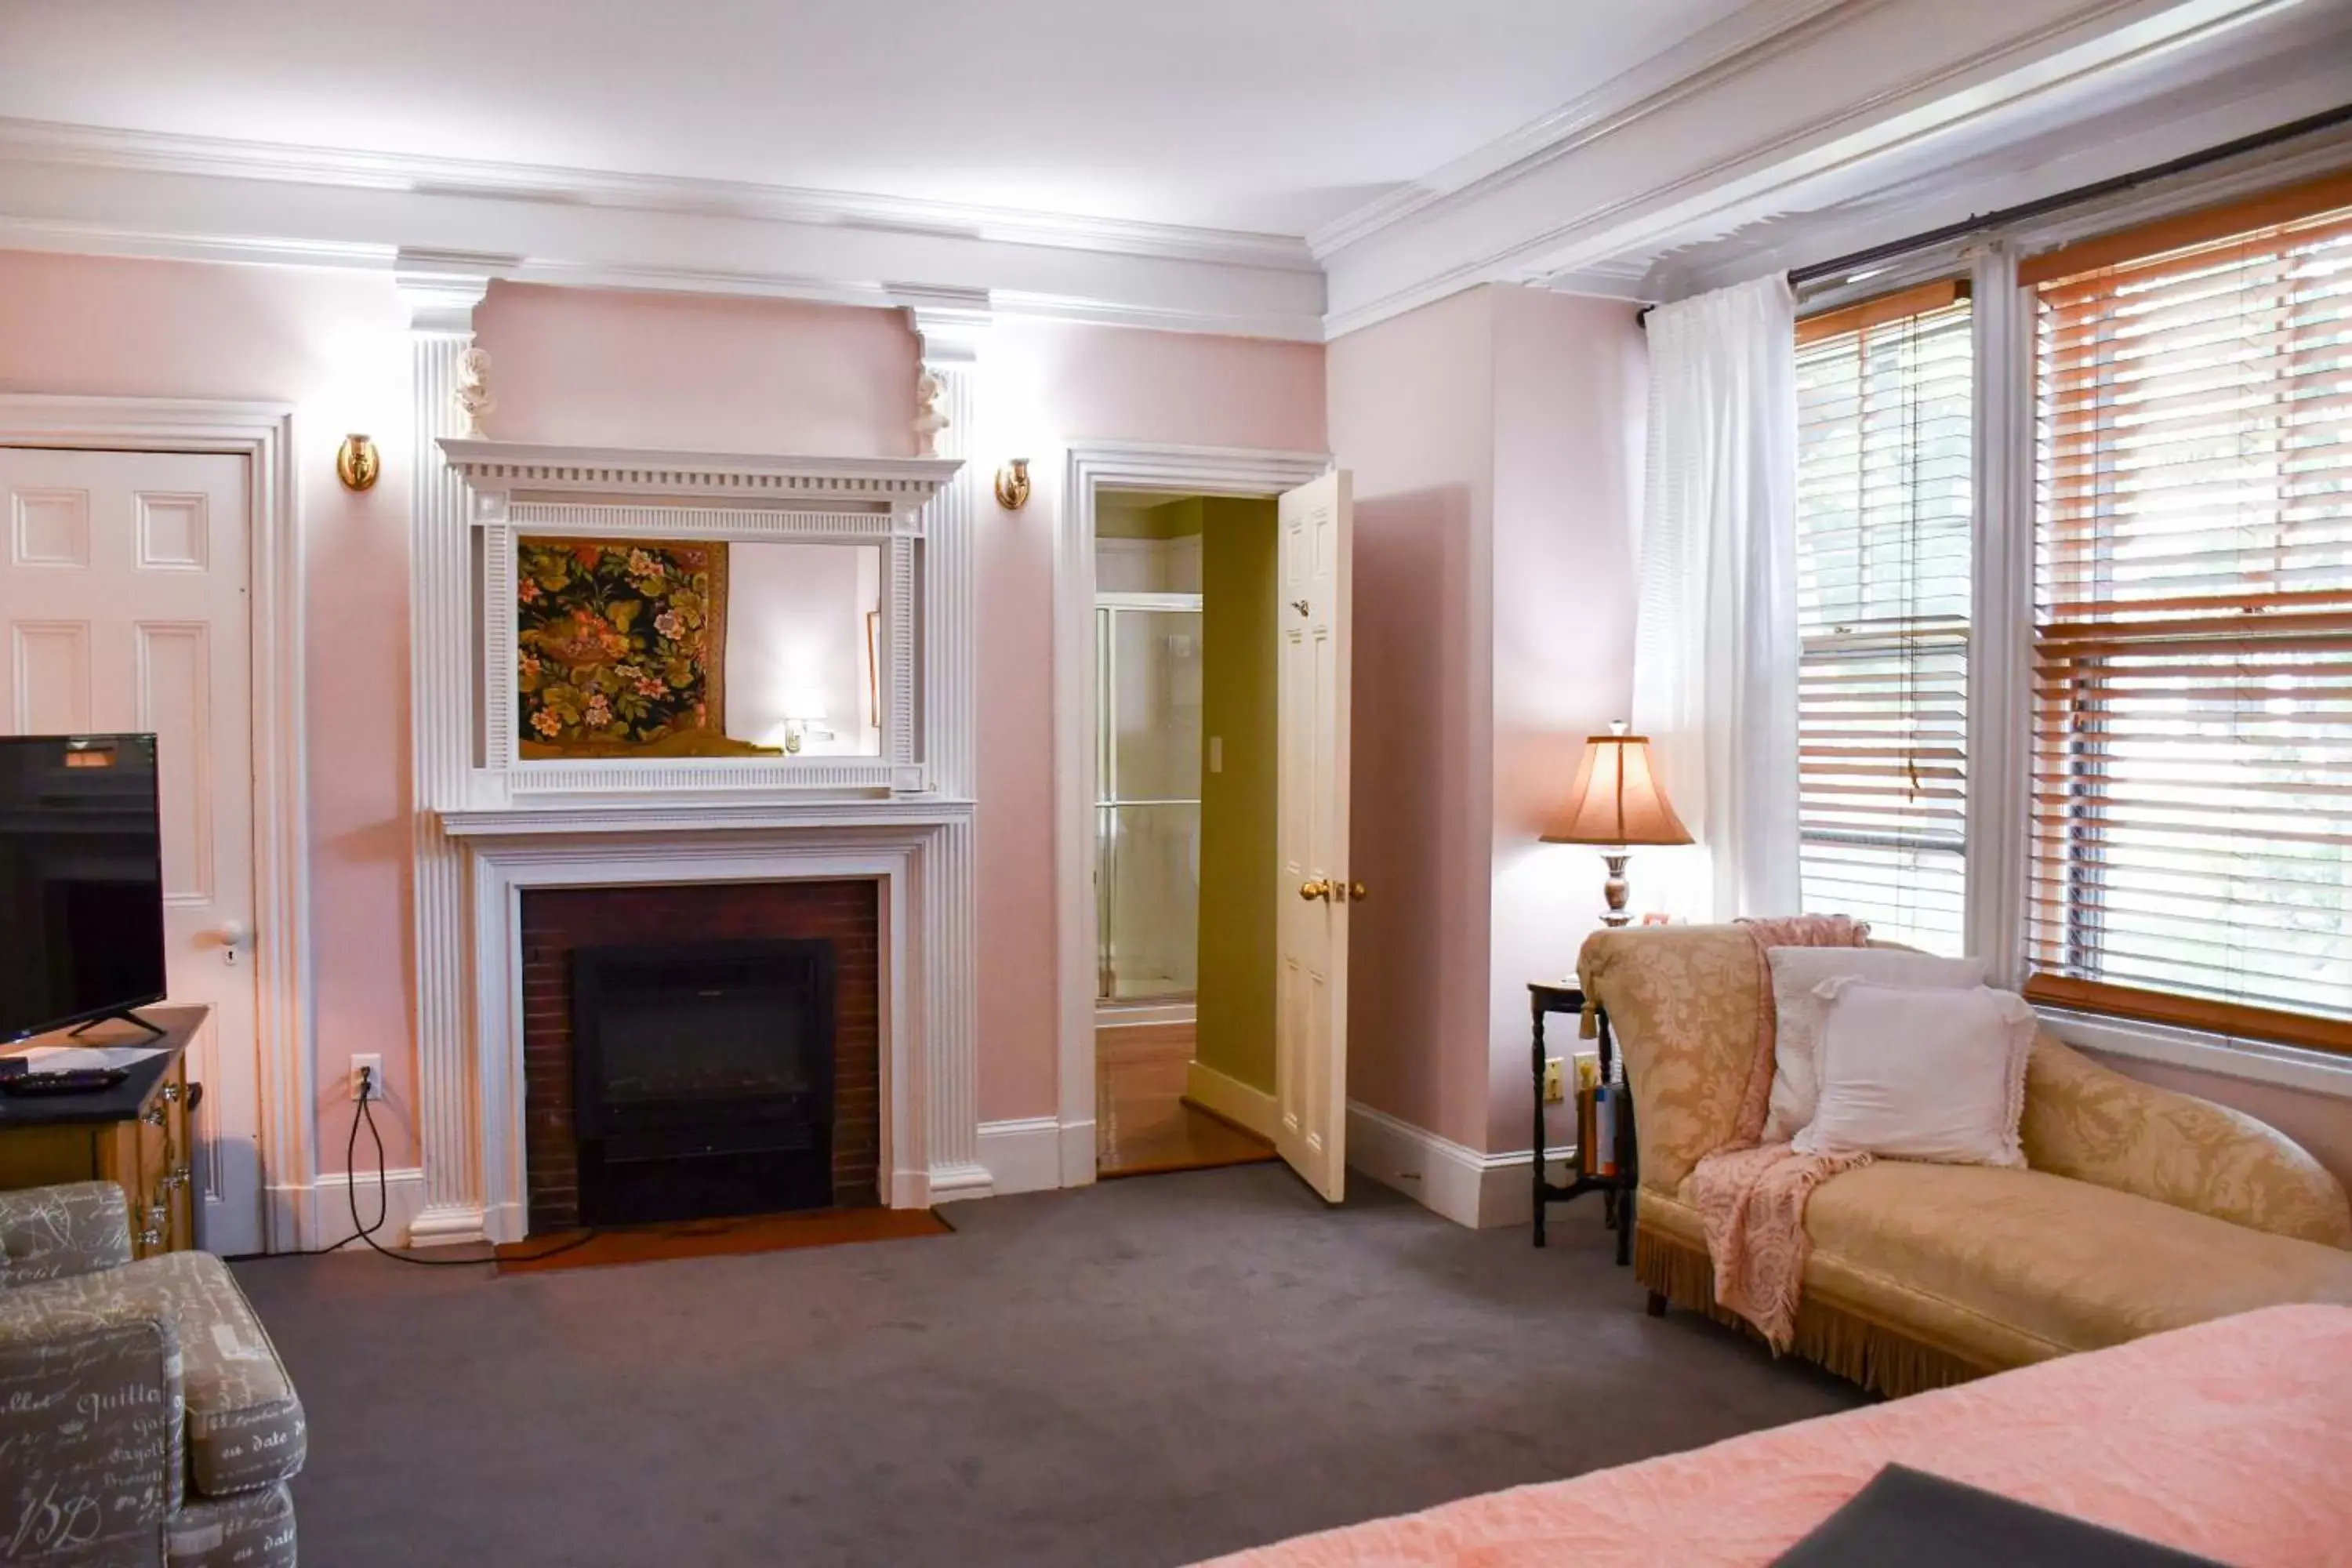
[1054,444,1334,1188]
[1273,470,1352,1202]
[1,446,266,1254]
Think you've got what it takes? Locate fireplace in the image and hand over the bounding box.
[518,879,881,1235]
[572,939,834,1226]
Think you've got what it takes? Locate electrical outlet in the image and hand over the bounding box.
[350,1055,383,1102]
[1541,1055,1566,1105]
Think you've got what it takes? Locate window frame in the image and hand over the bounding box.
[1784,147,2352,1063]
[1792,280,1978,956]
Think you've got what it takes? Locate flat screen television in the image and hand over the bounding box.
[0,735,167,1042]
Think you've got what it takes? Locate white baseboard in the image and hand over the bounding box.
[1472,1145,1581,1229]
[1058,1117,1098,1187]
[296,1167,429,1250]
[1184,1060,1276,1138]
[976,1116,1065,1196]
[1344,1102,1573,1229]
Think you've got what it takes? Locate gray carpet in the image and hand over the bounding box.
[234,1164,1860,1567]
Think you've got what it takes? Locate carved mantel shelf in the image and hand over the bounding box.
[437,439,962,508]
[437,797,975,837]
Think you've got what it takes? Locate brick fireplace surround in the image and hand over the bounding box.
[517,879,882,1233]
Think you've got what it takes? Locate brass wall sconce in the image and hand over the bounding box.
[336,434,381,492]
[993,457,1031,510]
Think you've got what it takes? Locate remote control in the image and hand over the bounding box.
[0,1068,130,1096]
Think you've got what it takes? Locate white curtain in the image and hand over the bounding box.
[1630,274,1802,921]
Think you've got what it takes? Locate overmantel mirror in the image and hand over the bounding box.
[441,442,962,800]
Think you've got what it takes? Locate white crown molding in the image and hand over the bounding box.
[0,3,2322,346]
[1319,0,2314,337]
[0,116,1316,274]
[1305,0,1857,259]
[1639,22,2352,299]
[396,249,507,333]
[0,120,1326,343]
[0,210,1327,341]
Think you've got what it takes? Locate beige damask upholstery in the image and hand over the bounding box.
[1580,925,2352,1393]
[2021,1033,2352,1247]
[0,1186,300,1567]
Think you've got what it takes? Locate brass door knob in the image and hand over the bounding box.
[161,1082,181,1104]
[1345,881,1369,902]
[1298,879,1331,901]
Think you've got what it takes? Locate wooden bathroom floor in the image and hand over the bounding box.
[1094,1021,1277,1178]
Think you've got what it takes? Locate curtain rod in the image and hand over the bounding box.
[1636,101,2352,318]
[1786,102,2352,287]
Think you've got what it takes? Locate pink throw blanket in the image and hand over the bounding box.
[1686,914,1871,1350]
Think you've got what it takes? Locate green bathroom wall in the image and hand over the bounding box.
[1192,495,1279,1096]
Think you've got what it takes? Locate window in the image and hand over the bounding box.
[2022,183,2352,1050]
[1795,282,1975,953]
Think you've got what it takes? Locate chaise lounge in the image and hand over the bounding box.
[1579,924,2352,1397]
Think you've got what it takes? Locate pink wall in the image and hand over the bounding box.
[1326,287,1497,1152]
[475,285,918,456]
[1327,285,1648,1160]
[0,249,420,1161]
[0,253,1326,1189]
[1485,288,1647,1152]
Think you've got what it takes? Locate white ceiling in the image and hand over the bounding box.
[0,0,1763,236]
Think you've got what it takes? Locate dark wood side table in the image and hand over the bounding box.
[0,1006,205,1258]
[1529,982,1636,1262]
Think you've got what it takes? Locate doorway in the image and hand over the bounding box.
[1092,495,1273,1177]
[1055,446,1353,1200]
[0,443,271,1254]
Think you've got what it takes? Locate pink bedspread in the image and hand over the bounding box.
[1198,1305,2352,1568]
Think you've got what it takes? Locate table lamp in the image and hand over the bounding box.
[1541,720,1692,927]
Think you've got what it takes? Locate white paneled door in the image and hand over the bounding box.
[1273,470,1352,1202]
[2,448,264,1255]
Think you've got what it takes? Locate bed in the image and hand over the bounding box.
[1196,1304,2352,1568]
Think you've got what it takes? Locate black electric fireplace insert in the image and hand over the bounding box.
[569,938,835,1226]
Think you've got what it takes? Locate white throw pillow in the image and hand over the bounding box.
[1793,979,2035,1167]
[1763,948,1986,1143]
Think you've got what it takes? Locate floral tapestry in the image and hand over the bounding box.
[516,537,764,758]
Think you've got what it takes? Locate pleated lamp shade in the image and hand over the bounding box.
[1541,728,1692,848]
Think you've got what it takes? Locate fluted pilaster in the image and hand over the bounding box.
[400,260,497,1243]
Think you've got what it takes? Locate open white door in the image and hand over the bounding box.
[1273,470,1352,1202]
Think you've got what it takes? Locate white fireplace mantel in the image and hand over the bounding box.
[405,374,985,1247]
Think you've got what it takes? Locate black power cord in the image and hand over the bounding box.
[263,1068,599,1267]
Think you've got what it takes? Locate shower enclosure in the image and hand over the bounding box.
[1095,593,1203,1003]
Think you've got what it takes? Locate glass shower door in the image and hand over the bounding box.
[1096,597,1203,1002]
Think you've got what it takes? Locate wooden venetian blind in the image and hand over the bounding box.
[2025,180,2352,1053]
[1795,280,1973,953]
